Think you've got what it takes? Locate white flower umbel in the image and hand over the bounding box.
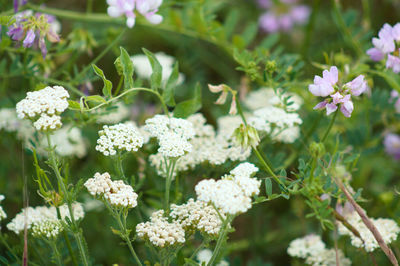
[84,172,138,209]
[33,114,62,131]
[136,210,185,247]
[338,211,400,252]
[131,52,185,84]
[305,249,351,266]
[195,162,260,216]
[170,198,223,236]
[31,219,63,239]
[158,132,192,158]
[7,202,85,234]
[248,106,303,144]
[95,123,144,156]
[16,86,69,119]
[287,234,326,259]
[243,87,303,112]
[144,114,195,140]
[16,86,69,131]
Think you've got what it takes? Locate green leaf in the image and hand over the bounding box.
[85,95,106,104]
[173,83,202,118]
[0,15,16,26]
[224,9,240,39]
[68,100,81,110]
[92,64,112,98]
[242,22,258,47]
[163,62,179,107]
[118,47,134,90]
[265,178,272,196]
[260,33,280,49]
[142,48,162,90]
[279,169,287,178]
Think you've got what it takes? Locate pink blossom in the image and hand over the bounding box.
[386,53,400,73]
[308,66,338,97]
[345,75,368,96]
[384,133,400,160]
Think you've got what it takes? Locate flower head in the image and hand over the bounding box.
[367,23,400,73]
[310,66,368,118]
[107,0,163,28]
[384,133,400,160]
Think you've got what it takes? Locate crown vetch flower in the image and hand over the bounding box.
[310,67,368,117]
[367,23,400,73]
[107,0,163,28]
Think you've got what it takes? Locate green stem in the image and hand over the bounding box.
[309,157,317,183]
[49,240,63,266]
[115,153,127,181]
[186,241,208,265]
[252,145,285,188]
[34,76,84,97]
[164,158,177,213]
[83,87,169,116]
[207,216,231,266]
[0,233,21,263]
[56,207,78,266]
[115,212,143,266]
[86,0,94,13]
[45,133,90,266]
[321,109,338,143]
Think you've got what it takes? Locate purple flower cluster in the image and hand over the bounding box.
[384,133,400,160]
[309,66,368,117]
[7,10,60,58]
[107,0,163,28]
[367,23,400,73]
[13,0,28,12]
[258,0,310,33]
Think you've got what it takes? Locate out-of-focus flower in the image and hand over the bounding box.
[7,10,60,58]
[384,133,400,160]
[106,0,163,28]
[131,52,185,84]
[367,23,400,73]
[258,0,310,33]
[390,90,400,113]
[309,66,368,117]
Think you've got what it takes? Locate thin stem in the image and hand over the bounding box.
[115,213,143,266]
[309,157,317,183]
[115,153,127,181]
[207,216,231,266]
[83,87,169,116]
[321,109,338,143]
[56,207,78,266]
[0,233,21,263]
[186,241,208,265]
[252,145,285,188]
[45,133,90,266]
[164,158,177,213]
[86,0,94,13]
[49,240,63,266]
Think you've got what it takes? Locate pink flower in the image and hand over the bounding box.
[309,66,367,118]
[308,66,338,97]
[384,133,400,160]
[345,75,368,96]
[386,53,400,73]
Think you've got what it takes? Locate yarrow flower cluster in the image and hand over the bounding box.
[258,0,310,33]
[288,234,351,266]
[107,0,163,28]
[170,198,223,236]
[309,66,368,117]
[7,203,84,234]
[7,10,60,58]
[84,172,138,208]
[337,211,400,252]
[136,210,185,247]
[96,123,144,156]
[16,86,69,131]
[367,23,400,73]
[195,162,261,215]
[384,133,400,160]
[31,219,63,239]
[131,52,185,84]
[149,113,252,177]
[144,114,195,158]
